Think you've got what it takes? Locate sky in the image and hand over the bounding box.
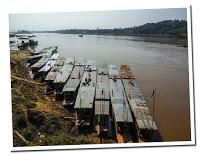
[9,8,187,32]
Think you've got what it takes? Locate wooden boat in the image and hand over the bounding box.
[62,66,85,109]
[74,67,96,129]
[120,65,162,142]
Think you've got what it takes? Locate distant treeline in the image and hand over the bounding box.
[16,20,187,37]
[40,20,187,37]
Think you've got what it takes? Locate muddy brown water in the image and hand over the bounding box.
[11,33,191,141]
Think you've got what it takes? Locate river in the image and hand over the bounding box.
[12,33,191,141]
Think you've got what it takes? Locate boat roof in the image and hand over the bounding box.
[50,53,59,60]
[69,66,85,79]
[62,79,81,92]
[109,79,125,100]
[112,103,133,123]
[122,79,157,130]
[45,66,63,81]
[98,63,108,75]
[80,71,96,88]
[31,57,50,68]
[109,64,120,79]
[53,64,73,83]
[38,60,56,72]
[74,87,95,109]
[75,57,86,66]
[54,57,65,66]
[96,74,110,100]
[95,101,110,115]
[65,57,75,65]
[85,60,96,71]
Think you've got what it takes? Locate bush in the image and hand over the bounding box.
[22,125,38,141]
[40,133,92,146]
[13,108,27,129]
[40,117,61,135]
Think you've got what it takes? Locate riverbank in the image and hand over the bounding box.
[11,50,101,146]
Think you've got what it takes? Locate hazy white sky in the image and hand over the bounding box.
[9,8,187,32]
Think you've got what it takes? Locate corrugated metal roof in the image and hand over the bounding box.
[62,66,85,92]
[122,79,157,130]
[54,57,65,66]
[65,57,75,65]
[45,66,62,81]
[75,57,86,66]
[85,60,96,71]
[50,53,59,60]
[74,87,95,109]
[97,74,109,83]
[69,66,85,79]
[112,104,133,123]
[95,74,110,100]
[80,71,96,88]
[109,65,120,79]
[109,79,125,100]
[31,57,50,68]
[62,79,81,92]
[98,63,108,75]
[39,60,56,72]
[96,88,110,100]
[53,64,73,83]
[95,101,110,115]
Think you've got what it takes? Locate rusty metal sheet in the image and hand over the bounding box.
[119,65,134,79]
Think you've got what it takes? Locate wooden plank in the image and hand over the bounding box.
[53,64,73,84]
[95,101,109,115]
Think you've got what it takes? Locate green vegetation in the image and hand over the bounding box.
[11,51,95,147]
[35,20,187,37]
